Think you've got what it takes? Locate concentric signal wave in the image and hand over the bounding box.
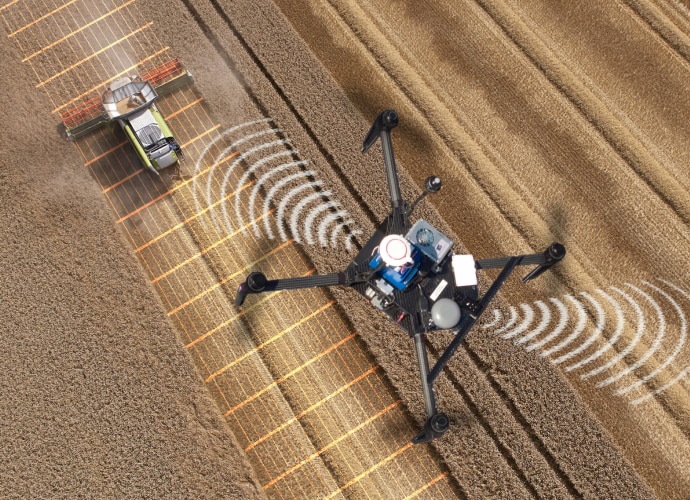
[482,280,690,405]
[193,120,361,249]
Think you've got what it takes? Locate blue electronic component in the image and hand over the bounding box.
[369,245,423,291]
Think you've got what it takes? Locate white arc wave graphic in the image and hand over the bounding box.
[484,279,690,405]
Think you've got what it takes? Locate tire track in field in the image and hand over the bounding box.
[474,0,690,225]
[623,0,690,65]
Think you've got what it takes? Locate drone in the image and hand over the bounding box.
[235,110,566,444]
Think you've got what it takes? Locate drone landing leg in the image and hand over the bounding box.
[411,333,450,444]
[428,256,520,385]
[414,334,436,415]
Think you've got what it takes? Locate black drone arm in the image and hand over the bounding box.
[234,266,374,306]
[412,243,565,443]
[362,110,411,234]
[476,243,566,283]
[429,256,521,383]
[235,272,341,306]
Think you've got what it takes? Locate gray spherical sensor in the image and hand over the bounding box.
[431,298,462,329]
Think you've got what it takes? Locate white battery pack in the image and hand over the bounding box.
[452,254,478,287]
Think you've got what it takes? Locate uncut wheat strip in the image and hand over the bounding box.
[474,0,690,224]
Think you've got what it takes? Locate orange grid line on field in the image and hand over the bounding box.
[151,206,269,284]
[0,0,19,14]
[7,0,77,37]
[22,0,136,62]
[85,141,127,167]
[51,47,169,114]
[404,471,450,500]
[183,289,282,349]
[168,240,295,317]
[102,167,143,194]
[245,365,381,452]
[219,302,339,411]
[263,399,402,490]
[9,7,314,490]
[325,442,414,499]
[115,184,174,223]
[36,21,154,88]
[183,267,319,354]
[134,177,247,253]
[211,325,353,385]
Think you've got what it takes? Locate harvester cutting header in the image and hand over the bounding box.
[60,58,192,176]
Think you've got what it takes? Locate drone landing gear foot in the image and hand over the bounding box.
[411,413,449,444]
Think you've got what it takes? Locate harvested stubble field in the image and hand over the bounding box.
[1,0,689,498]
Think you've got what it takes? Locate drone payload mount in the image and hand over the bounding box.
[235,110,565,444]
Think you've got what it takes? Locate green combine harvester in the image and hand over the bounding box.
[61,58,192,176]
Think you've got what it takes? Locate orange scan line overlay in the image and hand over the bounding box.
[169,239,295,318]
[208,299,334,384]
[116,186,172,224]
[244,365,380,452]
[263,400,401,490]
[404,472,449,500]
[166,97,203,119]
[151,201,261,284]
[23,0,137,62]
[181,124,221,149]
[8,0,77,37]
[0,0,19,14]
[325,442,414,499]
[52,47,169,114]
[102,167,142,194]
[135,158,244,254]
[218,327,351,407]
[85,141,127,167]
[37,22,154,88]
[184,265,311,350]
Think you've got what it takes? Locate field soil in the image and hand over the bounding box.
[2,0,690,498]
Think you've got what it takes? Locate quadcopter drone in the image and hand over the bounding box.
[235,110,566,444]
